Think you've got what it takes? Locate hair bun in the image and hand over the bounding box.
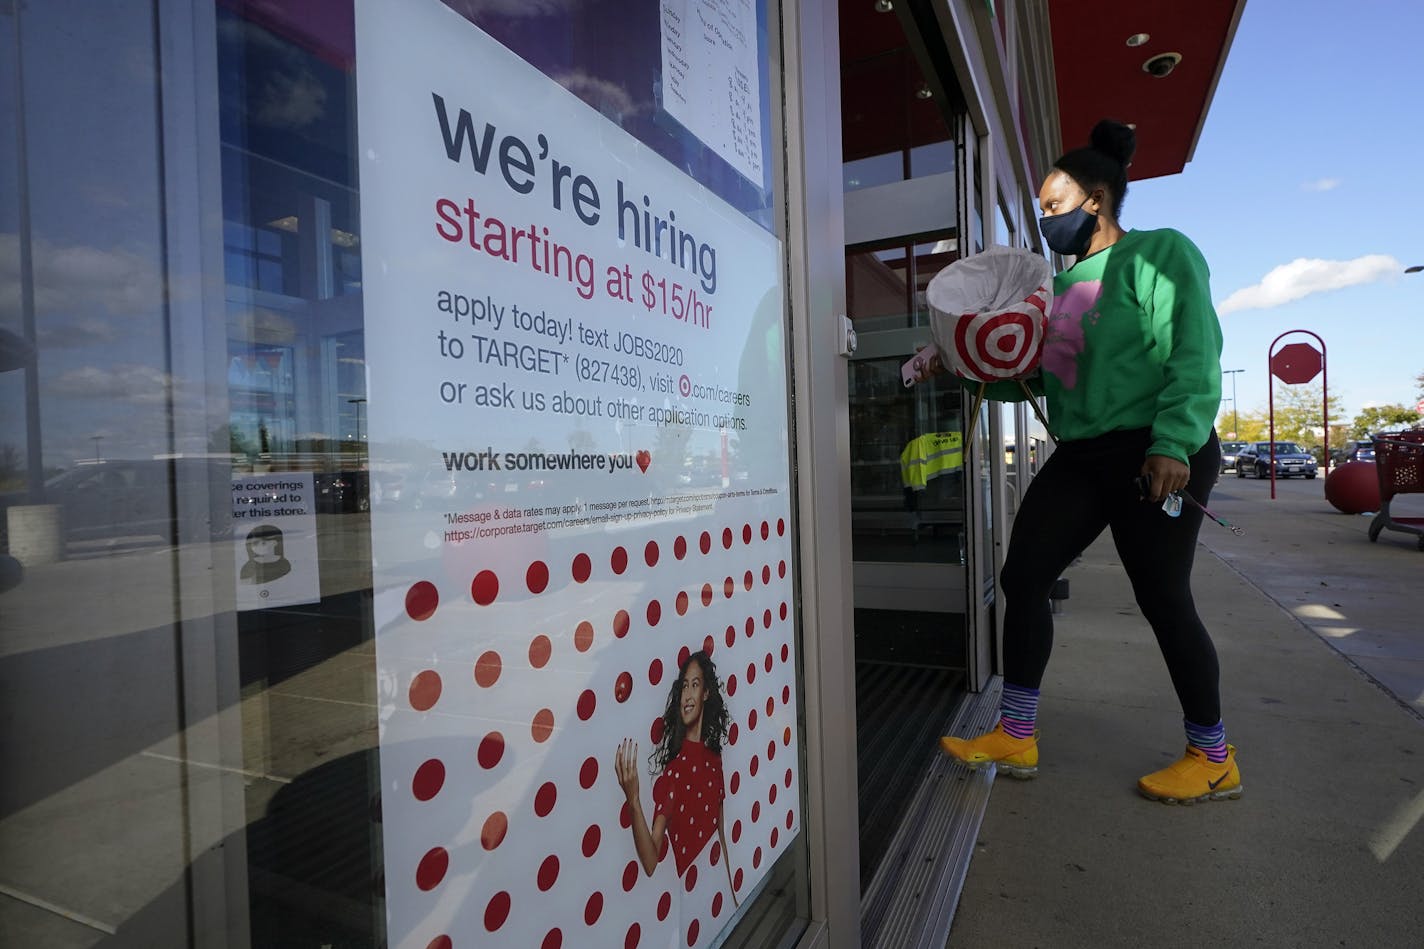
[1089,119,1136,168]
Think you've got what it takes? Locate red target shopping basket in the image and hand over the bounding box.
[926,247,1053,382]
[1368,430,1424,550]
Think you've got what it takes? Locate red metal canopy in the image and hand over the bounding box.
[1048,0,1247,181]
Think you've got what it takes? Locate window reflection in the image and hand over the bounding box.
[2,0,801,946]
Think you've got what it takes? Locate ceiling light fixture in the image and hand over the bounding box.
[915,85,933,100]
[1142,52,1182,78]
[1126,33,1150,47]
[874,0,894,12]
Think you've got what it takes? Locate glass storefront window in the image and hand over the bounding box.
[2,1,808,947]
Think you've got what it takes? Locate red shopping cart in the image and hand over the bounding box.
[1368,430,1424,551]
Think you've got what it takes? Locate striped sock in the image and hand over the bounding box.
[999,682,1040,739]
[1184,718,1228,763]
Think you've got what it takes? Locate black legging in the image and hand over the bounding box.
[1001,428,1223,725]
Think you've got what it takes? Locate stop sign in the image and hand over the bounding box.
[1270,342,1323,385]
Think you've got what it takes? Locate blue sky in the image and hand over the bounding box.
[1124,0,1424,430]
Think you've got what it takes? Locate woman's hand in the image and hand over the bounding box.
[911,343,943,383]
[615,739,640,802]
[1139,455,1189,502]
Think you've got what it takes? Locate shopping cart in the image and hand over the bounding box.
[1367,430,1424,551]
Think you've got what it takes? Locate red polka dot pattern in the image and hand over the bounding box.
[485,890,511,931]
[477,732,505,769]
[538,854,559,891]
[408,670,441,711]
[480,811,507,850]
[532,709,555,742]
[416,847,448,891]
[572,553,592,583]
[475,651,501,688]
[385,518,799,948]
[405,581,438,621]
[412,759,445,801]
[534,781,557,817]
[471,570,498,605]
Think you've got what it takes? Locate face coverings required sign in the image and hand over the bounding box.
[354,2,799,947]
[231,472,318,610]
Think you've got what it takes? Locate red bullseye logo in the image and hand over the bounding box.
[956,290,1048,379]
[949,288,1048,381]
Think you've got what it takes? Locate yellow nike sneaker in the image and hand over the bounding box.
[1137,744,1242,804]
[939,723,1038,779]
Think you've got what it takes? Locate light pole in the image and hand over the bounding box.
[1222,369,1244,438]
[347,398,366,462]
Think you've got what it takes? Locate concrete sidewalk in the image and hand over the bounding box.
[946,476,1424,948]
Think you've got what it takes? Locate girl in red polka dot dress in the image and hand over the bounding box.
[616,651,738,905]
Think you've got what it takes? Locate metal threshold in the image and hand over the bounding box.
[859,679,1002,947]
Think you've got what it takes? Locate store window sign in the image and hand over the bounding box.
[230,473,319,610]
[659,0,765,186]
[354,1,797,947]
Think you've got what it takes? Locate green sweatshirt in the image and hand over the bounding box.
[977,229,1223,464]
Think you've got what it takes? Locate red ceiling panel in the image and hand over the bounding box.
[1049,0,1245,180]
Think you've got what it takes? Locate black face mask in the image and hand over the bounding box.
[1039,199,1098,258]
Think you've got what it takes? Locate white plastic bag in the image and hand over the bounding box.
[926,247,1053,382]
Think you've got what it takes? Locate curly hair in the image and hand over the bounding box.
[649,651,729,774]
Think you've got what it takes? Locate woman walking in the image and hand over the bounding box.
[935,119,1240,804]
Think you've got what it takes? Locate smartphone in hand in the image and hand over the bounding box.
[901,344,940,388]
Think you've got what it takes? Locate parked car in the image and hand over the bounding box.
[1219,440,1248,473]
[0,458,235,545]
[1333,439,1376,464]
[314,470,371,513]
[1235,441,1318,479]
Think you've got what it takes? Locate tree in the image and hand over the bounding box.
[1216,409,1268,442]
[1350,404,1422,440]
[1239,384,1347,459]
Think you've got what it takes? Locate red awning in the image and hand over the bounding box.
[1049,0,1247,180]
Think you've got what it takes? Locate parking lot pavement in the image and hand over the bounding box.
[1199,472,1424,715]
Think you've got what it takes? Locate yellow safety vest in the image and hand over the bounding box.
[900,432,964,490]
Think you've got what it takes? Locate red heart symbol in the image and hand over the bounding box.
[636,450,651,473]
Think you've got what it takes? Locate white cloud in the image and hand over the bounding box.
[1217,254,1401,315]
[1301,177,1341,192]
[0,233,163,324]
[554,70,640,123]
[45,363,183,406]
[254,69,328,130]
